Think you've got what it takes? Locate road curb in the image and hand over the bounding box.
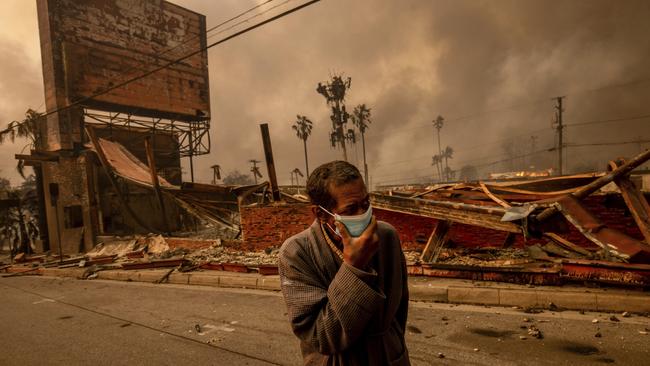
[31,268,650,313]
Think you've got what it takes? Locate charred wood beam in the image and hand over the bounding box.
[370,192,520,233]
[15,154,59,162]
[420,220,452,263]
[144,136,171,235]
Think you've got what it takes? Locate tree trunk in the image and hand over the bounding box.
[361,131,369,185]
[303,138,309,178]
[444,156,449,182]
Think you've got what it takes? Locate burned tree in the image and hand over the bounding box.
[351,104,372,184]
[316,75,353,161]
[292,115,313,177]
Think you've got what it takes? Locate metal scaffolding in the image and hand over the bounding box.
[82,109,211,158]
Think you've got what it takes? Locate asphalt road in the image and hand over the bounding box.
[1,276,649,365]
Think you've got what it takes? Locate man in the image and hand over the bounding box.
[279,161,410,365]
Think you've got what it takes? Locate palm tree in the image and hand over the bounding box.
[317,75,352,161]
[292,115,313,177]
[0,109,42,178]
[433,115,444,162]
[442,146,454,181]
[351,104,371,184]
[432,154,443,182]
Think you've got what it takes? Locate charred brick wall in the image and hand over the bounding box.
[239,194,645,252]
[37,0,210,125]
[239,203,314,251]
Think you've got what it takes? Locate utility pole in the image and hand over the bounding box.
[249,159,262,185]
[210,164,221,185]
[433,115,444,181]
[554,96,565,176]
[188,132,195,182]
[260,123,281,201]
[293,168,304,186]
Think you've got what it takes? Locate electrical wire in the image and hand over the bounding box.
[565,113,650,128]
[5,0,319,126]
[566,139,650,147]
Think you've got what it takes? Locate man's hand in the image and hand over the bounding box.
[336,216,380,270]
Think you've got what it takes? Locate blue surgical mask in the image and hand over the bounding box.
[319,205,373,237]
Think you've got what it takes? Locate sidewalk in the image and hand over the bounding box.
[19,266,648,314]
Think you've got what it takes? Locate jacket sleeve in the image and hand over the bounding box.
[279,239,386,355]
[396,239,409,334]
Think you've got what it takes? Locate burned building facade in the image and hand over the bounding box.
[29,0,211,253]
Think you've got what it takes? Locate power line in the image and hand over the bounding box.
[205,0,295,42]
[6,0,320,125]
[565,113,650,128]
[566,139,650,148]
[78,0,279,104]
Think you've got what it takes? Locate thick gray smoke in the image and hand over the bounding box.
[0,0,649,187]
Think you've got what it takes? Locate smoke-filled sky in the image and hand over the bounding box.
[1,0,649,187]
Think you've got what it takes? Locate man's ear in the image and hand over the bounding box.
[311,205,323,222]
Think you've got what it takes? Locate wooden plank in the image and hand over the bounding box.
[615,176,650,244]
[543,232,592,257]
[479,182,511,208]
[14,154,58,162]
[420,220,452,263]
[370,192,520,233]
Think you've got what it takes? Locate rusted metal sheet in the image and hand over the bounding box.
[555,195,650,263]
[407,263,563,286]
[90,137,176,189]
[560,259,650,287]
[536,149,650,221]
[200,262,224,271]
[614,176,650,244]
[222,263,250,273]
[370,192,520,233]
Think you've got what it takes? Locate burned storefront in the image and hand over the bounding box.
[22,0,213,253]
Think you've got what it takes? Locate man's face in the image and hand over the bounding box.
[320,178,370,227]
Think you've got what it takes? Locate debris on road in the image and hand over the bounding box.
[527,325,543,339]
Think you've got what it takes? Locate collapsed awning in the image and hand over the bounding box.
[89,137,177,190]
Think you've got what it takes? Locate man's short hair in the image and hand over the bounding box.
[307,161,363,210]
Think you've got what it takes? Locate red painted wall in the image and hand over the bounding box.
[238,194,644,252]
